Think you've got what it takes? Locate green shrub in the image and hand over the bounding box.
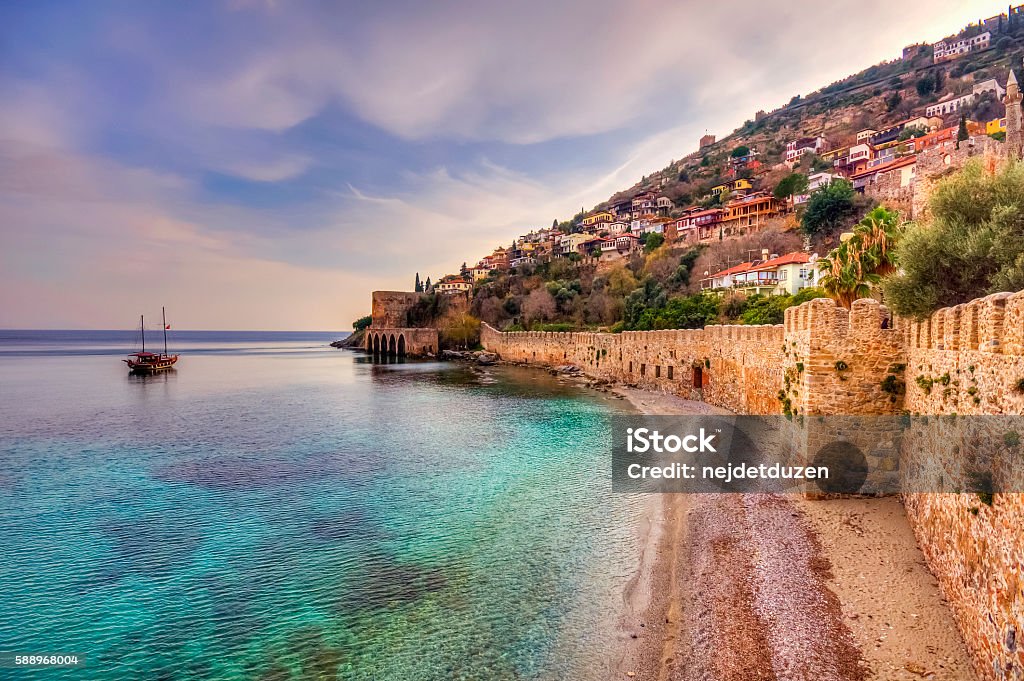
[883,161,1024,318]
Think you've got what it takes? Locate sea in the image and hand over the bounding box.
[0,330,646,680]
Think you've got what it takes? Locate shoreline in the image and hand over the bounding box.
[605,385,977,680]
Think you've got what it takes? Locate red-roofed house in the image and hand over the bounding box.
[850,156,917,193]
[701,251,818,296]
[436,278,472,294]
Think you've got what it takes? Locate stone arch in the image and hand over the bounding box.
[388,334,397,355]
[397,333,407,356]
[372,333,381,354]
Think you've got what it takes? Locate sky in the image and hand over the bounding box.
[0,0,1009,330]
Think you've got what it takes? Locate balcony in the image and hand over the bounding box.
[732,274,779,289]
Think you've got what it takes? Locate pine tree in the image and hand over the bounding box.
[460,262,469,278]
[424,277,432,292]
[415,272,422,293]
[956,114,969,147]
[552,218,558,229]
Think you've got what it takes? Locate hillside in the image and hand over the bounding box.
[597,20,1022,216]
[398,10,1024,341]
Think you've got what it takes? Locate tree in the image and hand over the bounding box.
[898,125,927,141]
[773,172,809,200]
[643,232,665,252]
[957,114,969,147]
[730,145,750,158]
[352,315,372,331]
[915,74,935,97]
[552,218,558,229]
[801,179,857,236]
[818,206,903,308]
[424,277,432,292]
[460,262,469,279]
[885,91,902,112]
[882,160,1024,318]
[522,288,557,326]
[439,311,481,349]
[415,273,422,293]
[607,264,638,297]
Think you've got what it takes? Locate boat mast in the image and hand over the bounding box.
[162,306,168,355]
[141,314,145,353]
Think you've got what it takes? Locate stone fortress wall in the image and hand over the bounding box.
[481,291,1024,680]
[367,291,438,356]
[900,292,1024,680]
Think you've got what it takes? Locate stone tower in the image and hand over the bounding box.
[1005,64,1023,159]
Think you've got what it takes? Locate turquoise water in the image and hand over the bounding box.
[0,332,643,680]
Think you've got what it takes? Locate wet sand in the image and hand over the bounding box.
[611,388,977,681]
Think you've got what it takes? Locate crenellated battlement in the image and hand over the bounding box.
[785,297,897,339]
[908,290,1024,355]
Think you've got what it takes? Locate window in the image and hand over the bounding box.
[780,269,788,281]
[799,269,809,279]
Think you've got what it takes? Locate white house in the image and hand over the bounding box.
[558,233,591,255]
[933,31,991,62]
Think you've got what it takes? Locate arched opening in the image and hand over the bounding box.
[692,365,703,389]
[388,334,397,355]
[372,333,380,354]
[397,334,407,356]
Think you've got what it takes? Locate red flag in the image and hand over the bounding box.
[165,324,171,330]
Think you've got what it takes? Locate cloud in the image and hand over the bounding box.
[0,0,1011,330]
[216,153,313,182]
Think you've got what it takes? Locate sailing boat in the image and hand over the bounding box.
[123,307,179,374]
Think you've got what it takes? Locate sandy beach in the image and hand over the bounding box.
[611,387,978,681]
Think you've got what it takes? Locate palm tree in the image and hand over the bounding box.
[819,206,902,308]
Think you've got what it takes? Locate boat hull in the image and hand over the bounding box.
[124,355,179,374]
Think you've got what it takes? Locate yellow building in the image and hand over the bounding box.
[711,178,753,196]
[581,211,614,226]
[987,117,1007,135]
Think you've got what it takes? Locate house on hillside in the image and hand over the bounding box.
[785,136,830,164]
[558,233,591,256]
[720,192,783,237]
[910,126,957,153]
[611,199,632,221]
[793,172,842,206]
[856,129,877,144]
[614,233,641,253]
[701,251,819,296]
[436,278,472,294]
[675,208,725,243]
[850,155,917,194]
[987,117,1008,135]
[630,192,657,219]
[833,143,872,177]
[581,211,614,227]
[932,31,991,62]
[926,92,976,117]
[710,178,753,199]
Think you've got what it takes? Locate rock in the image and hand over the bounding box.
[441,350,465,360]
[904,661,928,676]
[477,352,498,365]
